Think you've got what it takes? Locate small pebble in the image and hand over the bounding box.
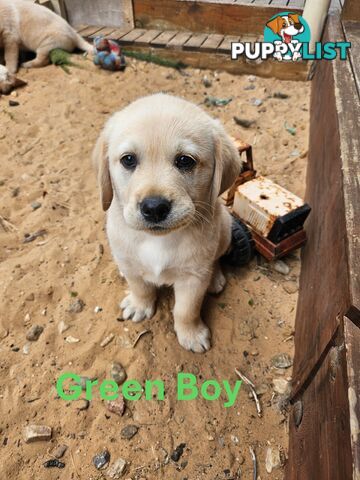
[171,443,186,462]
[94,305,103,313]
[93,450,110,470]
[248,75,256,82]
[31,201,42,210]
[283,281,298,294]
[251,98,263,107]
[9,100,19,107]
[265,447,283,473]
[233,116,255,128]
[271,353,293,369]
[106,396,125,416]
[26,325,43,341]
[25,293,35,301]
[24,313,31,324]
[121,425,138,440]
[273,378,291,395]
[202,75,212,88]
[68,298,85,313]
[43,459,65,469]
[53,444,68,459]
[273,92,289,99]
[74,399,90,411]
[58,320,69,334]
[273,260,290,275]
[22,343,30,355]
[23,425,52,443]
[65,336,80,343]
[110,362,127,385]
[106,458,127,479]
[100,333,114,347]
[244,84,256,90]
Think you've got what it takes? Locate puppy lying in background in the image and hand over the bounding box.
[0,0,93,73]
[93,94,241,352]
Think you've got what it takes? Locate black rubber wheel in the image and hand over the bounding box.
[222,216,255,267]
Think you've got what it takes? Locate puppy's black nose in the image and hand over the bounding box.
[140,196,172,223]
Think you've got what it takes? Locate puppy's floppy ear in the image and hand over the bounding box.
[289,13,301,24]
[266,16,283,35]
[92,131,113,211]
[210,126,241,205]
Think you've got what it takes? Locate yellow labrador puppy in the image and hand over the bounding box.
[93,94,241,353]
[0,0,93,73]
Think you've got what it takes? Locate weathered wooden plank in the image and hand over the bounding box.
[344,316,360,477]
[117,43,309,80]
[291,17,352,396]
[287,328,353,479]
[183,33,208,50]
[150,30,178,47]
[88,26,117,38]
[108,29,133,41]
[270,0,290,6]
[167,31,192,49]
[118,28,147,45]
[200,34,224,52]
[132,0,303,36]
[217,35,240,54]
[288,0,306,8]
[343,0,360,21]
[133,29,162,46]
[75,25,88,33]
[343,21,360,95]
[78,26,104,38]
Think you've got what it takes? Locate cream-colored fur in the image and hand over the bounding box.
[93,94,241,353]
[0,0,93,73]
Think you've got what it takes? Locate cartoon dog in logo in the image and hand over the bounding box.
[266,13,304,61]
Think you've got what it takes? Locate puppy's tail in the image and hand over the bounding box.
[75,33,95,55]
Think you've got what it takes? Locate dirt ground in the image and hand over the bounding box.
[0,55,310,480]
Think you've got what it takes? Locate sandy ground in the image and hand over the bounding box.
[0,55,309,480]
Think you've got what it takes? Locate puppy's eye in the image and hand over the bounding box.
[175,154,196,171]
[120,154,137,170]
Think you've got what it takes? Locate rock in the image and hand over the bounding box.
[24,425,52,443]
[94,306,103,313]
[202,75,212,88]
[53,444,68,459]
[68,298,85,313]
[273,378,291,395]
[26,325,43,341]
[93,450,110,470]
[233,116,255,128]
[9,100,19,107]
[22,343,30,354]
[107,458,127,479]
[282,138,289,146]
[43,459,65,468]
[230,435,239,445]
[110,362,127,385]
[251,98,263,107]
[121,425,138,440]
[171,443,186,462]
[79,376,96,390]
[271,353,293,369]
[244,84,255,90]
[273,92,289,99]
[106,396,125,416]
[265,447,283,473]
[248,75,256,82]
[100,333,115,347]
[31,201,42,210]
[25,293,35,301]
[58,320,69,334]
[273,260,290,275]
[24,313,31,324]
[74,399,90,411]
[65,336,80,343]
[283,281,298,294]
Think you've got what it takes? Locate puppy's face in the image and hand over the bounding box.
[93,94,240,234]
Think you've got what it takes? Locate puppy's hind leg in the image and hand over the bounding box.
[4,38,20,74]
[207,261,226,295]
[21,48,50,69]
[120,275,157,323]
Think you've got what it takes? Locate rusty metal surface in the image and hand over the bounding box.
[233,176,305,237]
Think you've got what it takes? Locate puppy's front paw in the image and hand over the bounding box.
[175,321,211,353]
[120,294,155,323]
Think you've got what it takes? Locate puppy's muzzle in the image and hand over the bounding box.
[140,196,172,223]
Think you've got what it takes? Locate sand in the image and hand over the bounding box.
[0,54,310,480]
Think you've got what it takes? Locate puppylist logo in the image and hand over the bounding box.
[232,12,351,62]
